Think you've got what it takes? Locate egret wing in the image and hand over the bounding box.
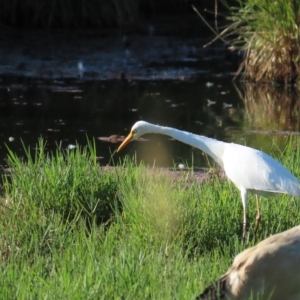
[223,144,300,196]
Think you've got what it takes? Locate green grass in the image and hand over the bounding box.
[0,137,299,299]
[196,0,300,84]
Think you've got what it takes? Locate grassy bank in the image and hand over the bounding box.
[0,138,299,299]
[198,0,300,84]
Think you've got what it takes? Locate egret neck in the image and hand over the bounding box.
[146,125,226,168]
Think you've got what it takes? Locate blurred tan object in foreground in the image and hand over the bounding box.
[197,225,300,300]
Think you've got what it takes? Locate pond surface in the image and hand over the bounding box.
[0,74,299,169]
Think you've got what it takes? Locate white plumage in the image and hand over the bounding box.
[117,121,300,237]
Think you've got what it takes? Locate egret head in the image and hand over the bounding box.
[117,121,152,152]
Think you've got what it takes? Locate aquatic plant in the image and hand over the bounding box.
[197,0,300,84]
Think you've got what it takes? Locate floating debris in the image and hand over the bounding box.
[206,82,214,88]
[98,135,148,143]
[207,99,216,106]
[47,128,60,132]
[51,87,82,93]
[68,144,76,150]
[8,137,14,142]
[223,102,233,108]
[98,135,125,143]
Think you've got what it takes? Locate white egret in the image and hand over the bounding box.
[117,121,300,237]
[197,225,300,300]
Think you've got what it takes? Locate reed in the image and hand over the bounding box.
[198,0,300,84]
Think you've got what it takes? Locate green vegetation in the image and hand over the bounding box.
[198,0,300,84]
[0,138,299,299]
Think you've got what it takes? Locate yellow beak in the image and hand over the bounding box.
[117,131,134,152]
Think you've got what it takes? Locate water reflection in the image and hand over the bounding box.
[0,76,299,169]
[235,84,300,153]
[237,84,300,132]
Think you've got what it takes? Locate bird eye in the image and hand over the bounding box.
[132,130,137,134]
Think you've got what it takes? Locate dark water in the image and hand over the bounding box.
[0,75,299,168]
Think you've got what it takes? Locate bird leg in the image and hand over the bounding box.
[254,195,261,235]
[241,189,248,242]
[242,205,247,241]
